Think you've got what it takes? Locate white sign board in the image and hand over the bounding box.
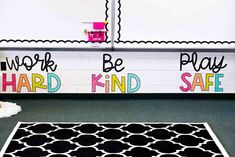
[0,51,235,94]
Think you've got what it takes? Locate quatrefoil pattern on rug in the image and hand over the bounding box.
[1,123,227,157]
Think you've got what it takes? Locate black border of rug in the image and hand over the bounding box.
[0,122,230,157]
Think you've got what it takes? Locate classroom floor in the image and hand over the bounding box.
[0,99,234,156]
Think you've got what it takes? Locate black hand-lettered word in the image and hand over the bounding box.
[103,54,125,72]
[180,52,227,73]
[6,52,57,72]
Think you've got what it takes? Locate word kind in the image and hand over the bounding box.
[1,52,61,93]
[92,54,141,93]
[180,52,227,92]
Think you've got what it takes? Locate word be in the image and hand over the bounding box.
[6,52,57,72]
[103,54,125,72]
[180,73,224,92]
[2,73,61,93]
[92,73,141,93]
[180,52,227,73]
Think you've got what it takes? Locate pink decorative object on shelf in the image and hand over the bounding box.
[93,22,106,30]
[88,31,105,42]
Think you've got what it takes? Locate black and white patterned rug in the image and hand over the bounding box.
[0,122,229,157]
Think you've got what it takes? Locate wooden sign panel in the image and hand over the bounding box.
[0,50,235,94]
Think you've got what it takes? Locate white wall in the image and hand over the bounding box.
[1,0,235,48]
[114,0,235,48]
[0,1,234,94]
[0,0,111,48]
